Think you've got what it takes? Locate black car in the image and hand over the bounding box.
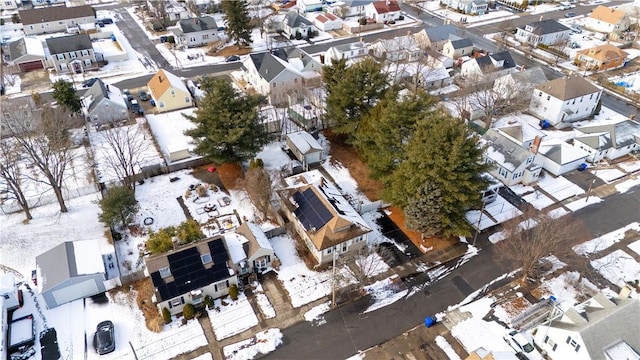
[138,90,150,101]
[565,11,576,18]
[93,321,115,355]
[225,55,240,62]
[82,78,99,88]
[122,89,133,101]
[101,18,114,24]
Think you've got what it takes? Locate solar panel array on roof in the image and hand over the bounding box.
[293,187,333,231]
[151,238,232,301]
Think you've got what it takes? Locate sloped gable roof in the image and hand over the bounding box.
[449,38,473,49]
[85,79,126,114]
[147,69,188,99]
[590,5,627,25]
[509,67,547,86]
[537,139,588,165]
[536,75,601,101]
[284,11,313,28]
[497,123,546,145]
[482,129,532,172]
[178,16,217,33]
[19,5,95,25]
[45,34,92,55]
[577,43,628,62]
[36,240,104,293]
[577,119,640,148]
[522,19,571,35]
[236,222,274,260]
[371,0,401,14]
[424,24,460,43]
[248,50,290,82]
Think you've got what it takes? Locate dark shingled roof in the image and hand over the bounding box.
[424,24,461,43]
[520,19,571,35]
[178,16,218,33]
[450,38,473,49]
[248,49,289,82]
[284,11,313,28]
[536,75,601,101]
[19,5,95,25]
[45,34,92,55]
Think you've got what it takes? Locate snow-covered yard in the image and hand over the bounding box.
[223,328,283,360]
[591,250,640,295]
[573,222,640,256]
[207,293,259,341]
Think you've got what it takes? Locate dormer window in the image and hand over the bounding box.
[159,266,171,278]
[201,253,212,265]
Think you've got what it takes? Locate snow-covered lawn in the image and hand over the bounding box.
[564,196,602,211]
[145,109,198,163]
[450,297,513,354]
[593,168,626,184]
[618,160,640,174]
[591,250,640,292]
[435,336,461,360]
[254,283,276,319]
[223,328,283,360]
[363,276,408,314]
[531,271,599,311]
[573,222,640,256]
[208,293,259,341]
[466,195,521,231]
[523,190,555,210]
[629,240,640,257]
[616,178,640,194]
[303,301,331,322]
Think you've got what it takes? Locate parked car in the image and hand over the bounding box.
[503,330,543,360]
[130,99,141,113]
[138,90,150,101]
[95,20,105,28]
[122,89,133,101]
[93,321,115,355]
[100,18,113,24]
[565,11,576,18]
[82,77,99,88]
[225,55,240,62]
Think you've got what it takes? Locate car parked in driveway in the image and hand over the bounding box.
[503,330,543,360]
[93,320,115,355]
[82,77,99,88]
[138,90,150,101]
[122,89,133,101]
[225,55,240,62]
[565,11,576,18]
[130,99,141,113]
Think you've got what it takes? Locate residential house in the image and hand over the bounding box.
[584,5,630,33]
[280,170,371,265]
[298,0,323,13]
[482,128,541,186]
[495,123,546,150]
[324,41,367,64]
[0,274,21,360]
[147,69,192,112]
[529,75,603,128]
[0,0,18,11]
[146,236,238,315]
[575,43,628,71]
[19,5,96,35]
[536,139,589,176]
[82,79,129,126]
[146,0,189,24]
[171,16,219,48]
[36,240,108,309]
[397,64,452,90]
[425,49,454,69]
[282,11,315,39]
[1,37,46,72]
[533,292,640,360]
[515,19,572,46]
[286,131,324,167]
[440,0,488,15]
[0,96,42,138]
[442,38,473,59]
[314,12,343,31]
[329,0,373,18]
[223,222,276,284]
[493,66,547,99]
[369,34,422,62]
[241,49,321,105]
[186,0,211,13]
[365,0,401,22]
[45,34,98,74]
[460,51,517,79]
[413,24,461,51]
[573,119,640,162]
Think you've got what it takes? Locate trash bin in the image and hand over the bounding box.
[424,315,437,328]
[578,163,588,171]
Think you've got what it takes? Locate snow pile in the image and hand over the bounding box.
[591,250,640,294]
[208,294,259,341]
[450,298,513,353]
[435,336,462,360]
[253,283,276,319]
[363,276,408,314]
[573,222,640,256]
[223,328,283,360]
[304,301,331,322]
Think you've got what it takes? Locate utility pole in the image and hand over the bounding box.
[331,246,337,308]
[472,200,486,246]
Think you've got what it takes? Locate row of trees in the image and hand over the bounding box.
[323,58,491,237]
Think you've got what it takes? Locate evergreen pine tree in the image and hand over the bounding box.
[184,78,268,164]
[404,181,444,236]
[51,79,81,113]
[222,0,253,47]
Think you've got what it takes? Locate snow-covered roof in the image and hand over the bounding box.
[0,273,15,297]
[245,222,273,251]
[496,123,546,145]
[537,139,588,165]
[73,239,105,276]
[482,129,532,172]
[24,36,45,56]
[287,131,323,155]
[223,232,248,264]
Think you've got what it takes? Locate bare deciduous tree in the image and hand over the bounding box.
[0,139,32,220]
[242,165,273,220]
[495,208,590,284]
[95,123,151,190]
[6,106,82,213]
[335,245,394,287]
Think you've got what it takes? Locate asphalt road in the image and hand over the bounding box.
[265,184,640,359]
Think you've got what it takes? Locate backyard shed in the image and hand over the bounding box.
[36,240,106,309]
[286,131,324,167]
[166,144,191,163]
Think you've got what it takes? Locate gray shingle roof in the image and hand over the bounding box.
[37,242,74,293]
[45,34,92,55]
[248,50,289,82]
[424,24,461,43]
[3,38,27,61]
[510,66,547,86]
[450,38,473,49]
[577,119,640,148]
[178,16,217,33]
[19,5,95,25]
[520,19,571,35]
[284,11,313,28]
[536,75,601,101]
[483,129,532,171]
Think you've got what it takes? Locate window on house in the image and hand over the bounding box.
[56,54,65,60]
[159,266,171,278]
[214,280,230,292]
[159,102,165,108]
[69,52,77,59]
[81,50,89,56]
[84,59,92,66]
[185,97,190,103]
[590,94,593,99]
[170,89,175,96]
[201,253,212,264]
[203,34,209,39]
[526,157,533,164]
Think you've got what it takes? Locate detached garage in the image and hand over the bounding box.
[3,37,46,72]
[286,131,324,167]
[36,240,107,309]
[166,144,192,163]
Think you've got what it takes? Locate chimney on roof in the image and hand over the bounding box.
[159,75,163,82]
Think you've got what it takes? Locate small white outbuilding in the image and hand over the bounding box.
[286,131,324,167]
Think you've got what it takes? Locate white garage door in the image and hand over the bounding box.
[52,279,100,306]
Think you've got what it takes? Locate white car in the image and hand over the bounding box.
[503,330,543,360]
